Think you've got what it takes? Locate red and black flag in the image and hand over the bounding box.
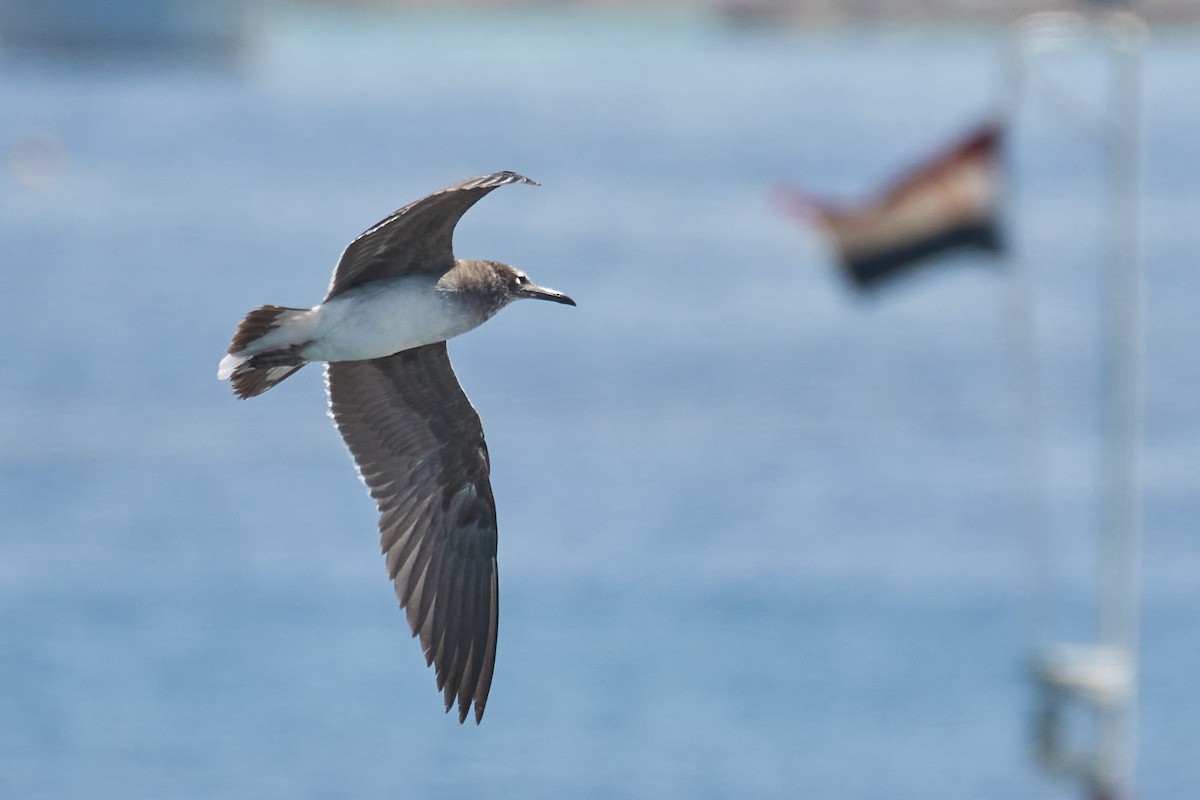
[779,123,1004,290]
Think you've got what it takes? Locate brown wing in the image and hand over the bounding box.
[325,343,499,724]
[324,171,538,301]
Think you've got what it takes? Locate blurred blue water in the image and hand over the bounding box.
[0,9,1196,800]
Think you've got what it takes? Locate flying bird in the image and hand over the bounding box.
[217,171,575,723]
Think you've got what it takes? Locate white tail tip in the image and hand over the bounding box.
[217,353,248,381]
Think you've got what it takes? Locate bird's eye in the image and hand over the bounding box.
[514,273,529,286]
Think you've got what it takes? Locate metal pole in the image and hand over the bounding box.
[1094,12,1146,800]
[1009,11,1146,800]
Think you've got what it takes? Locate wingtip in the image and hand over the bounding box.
[439,683,485,724]
[444,697,478,725]
[442,677,485,724]
[491,170,539,188]
[453,699,485,725]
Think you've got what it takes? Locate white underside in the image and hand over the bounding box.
[305,276,485,362]
[216,353,247,380]
[219,276,487,378]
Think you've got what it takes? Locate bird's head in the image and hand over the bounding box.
[483,261,576,309]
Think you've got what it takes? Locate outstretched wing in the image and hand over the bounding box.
[325,343,499,724]
[324,171,538,301]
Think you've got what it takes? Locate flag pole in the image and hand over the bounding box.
[1007,9,1146,800]
[1095,11,1145,800]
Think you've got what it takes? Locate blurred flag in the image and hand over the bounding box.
[779,123,1004,290]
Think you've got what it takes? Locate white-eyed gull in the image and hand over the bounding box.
[217,171,574,723]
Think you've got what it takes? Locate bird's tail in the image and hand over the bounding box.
[218,305,311,399]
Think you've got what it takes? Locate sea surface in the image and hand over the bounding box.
[0,8,1196,799]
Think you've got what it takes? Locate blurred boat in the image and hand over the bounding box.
[0,0,249,57]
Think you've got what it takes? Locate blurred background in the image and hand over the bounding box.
[0,1,1196,798]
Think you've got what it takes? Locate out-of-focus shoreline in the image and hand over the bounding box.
[296,0,1199,26]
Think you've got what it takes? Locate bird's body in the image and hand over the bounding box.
[217,172,573,723]
[307,272,483,361]
[218,267,499,374]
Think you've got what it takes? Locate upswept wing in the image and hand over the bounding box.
[325,343,499,723]
[324,171,538,300]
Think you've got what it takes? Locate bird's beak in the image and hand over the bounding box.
[519,284,576,306]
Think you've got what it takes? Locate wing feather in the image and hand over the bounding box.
[325,343,499,723]
[324,171,538,300]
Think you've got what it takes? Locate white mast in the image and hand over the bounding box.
[1006,10,1146,800]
